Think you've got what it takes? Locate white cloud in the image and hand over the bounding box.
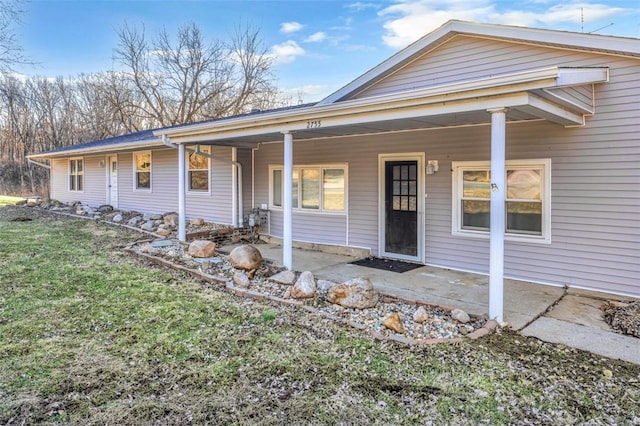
[280,21,304,34]
[304,32,327,43]
[270,40,305,64]
[346,2,381,12]
[378,1,629,49]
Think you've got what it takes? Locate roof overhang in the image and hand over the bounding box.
[27,139,166,160]
[156,66,607,146]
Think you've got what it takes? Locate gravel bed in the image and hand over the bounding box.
[136,239,487,340]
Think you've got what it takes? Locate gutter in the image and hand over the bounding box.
[27,158,51,170]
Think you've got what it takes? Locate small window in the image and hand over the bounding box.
[452,159,551,243]
[69,158,83,192]
[270,165,346,213]
[187,146,210,192]
[134,151,151,190]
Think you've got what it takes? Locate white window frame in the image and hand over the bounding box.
[451,159,551,244]
[269,164,348,214]
[133,151,152,192]
[68,157,84,192]
[186,146,211,194]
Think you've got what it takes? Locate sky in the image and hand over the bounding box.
[14,0,640,102]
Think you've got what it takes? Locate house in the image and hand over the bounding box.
[28,21,640,321]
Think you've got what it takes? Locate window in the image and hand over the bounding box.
[452,159,551,243]
[270,165,346,213]
[69,158,83,192]
[134,151,151,190]
[187,146,210,192]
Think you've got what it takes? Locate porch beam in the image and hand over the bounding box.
[282,131,294,270]
[488,107,507,323]
[178,143,186,242]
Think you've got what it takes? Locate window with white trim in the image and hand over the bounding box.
[270,165,346,213]
[134,151,151,190]
[452,159,551,243]
[69,157,83,192]
[187,146,210,192]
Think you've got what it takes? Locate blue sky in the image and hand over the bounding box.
[16,0,640,102]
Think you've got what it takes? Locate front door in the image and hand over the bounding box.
[108,156,118,208]
[380,154,423,262]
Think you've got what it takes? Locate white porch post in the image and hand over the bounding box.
[488,108,507,323]
[178,143,187,242]
[282,131,294,270]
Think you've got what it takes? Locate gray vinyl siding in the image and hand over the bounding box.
[353,35,619,99]
[50,155,107,206]
[238,148,253,218]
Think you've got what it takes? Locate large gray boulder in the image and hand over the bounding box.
[291,271,316,299]
[228,245,263,271]
[188,240,216,258]
[327,277,379,309]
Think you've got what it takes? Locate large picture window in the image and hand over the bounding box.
[69,157,83,192]
[452,159,551,243]
[134,151,151,190]
[270,165,346,213]
[187,146,210,192]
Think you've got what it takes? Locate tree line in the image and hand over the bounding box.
[0,20,284,195]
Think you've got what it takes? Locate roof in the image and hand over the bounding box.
[28,102,316,158]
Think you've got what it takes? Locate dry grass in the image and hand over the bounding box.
[1,205,639,425]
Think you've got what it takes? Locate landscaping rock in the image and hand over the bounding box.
[190,218,205,227]
[317,279,337,294]
[112,213,123,223]
[228,245,263,271]
[156,228,172,237]
[15,199,27,206]
[270,270,296,285]
[383,312,406,334]
[291,271,316,299]
[188,240,216,258]
[97,205,113,213]
[233,270,251,288]
[127,216,142,226]
[326,277,379,309]
[451,308,470,323]
[413,306,429,324]
[164,213,179,227]
[141,221,156,231]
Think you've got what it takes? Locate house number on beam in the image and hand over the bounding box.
[306,120,322,129]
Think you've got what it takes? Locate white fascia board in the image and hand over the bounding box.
[27,140,164,159]
[522,93,584,126]
[556,67,609,86]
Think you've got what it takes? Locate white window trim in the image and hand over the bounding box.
[133,151,152,192]
[451,159,551,244]
[269,164,348,215]
[68,156,84,193]
[186,146,211,194]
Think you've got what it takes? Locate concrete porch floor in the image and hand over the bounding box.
[221,243,640,364]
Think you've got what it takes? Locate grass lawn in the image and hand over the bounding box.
[0,195,26,206]
[1,206,639,425]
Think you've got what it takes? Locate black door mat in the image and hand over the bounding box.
[349,257,423,273]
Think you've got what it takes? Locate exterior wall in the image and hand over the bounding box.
[353,35,619,99]
[50,155,107,206]
[51,146,235,224]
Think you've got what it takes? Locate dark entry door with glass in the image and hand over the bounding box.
[384,160,418,257]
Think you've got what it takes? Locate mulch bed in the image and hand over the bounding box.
[601,301,640,338]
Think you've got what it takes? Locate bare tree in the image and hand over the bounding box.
[0,0,27,73]
[114,22,280,126]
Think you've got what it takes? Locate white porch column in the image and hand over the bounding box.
[488,108,507,323]
[282,131,294,270]
[178,143,187,242]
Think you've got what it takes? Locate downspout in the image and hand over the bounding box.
[162,135,187,242]
[193,145,243,227]
[27,158,51,169]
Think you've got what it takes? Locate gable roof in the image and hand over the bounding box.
[318,20,640,105]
